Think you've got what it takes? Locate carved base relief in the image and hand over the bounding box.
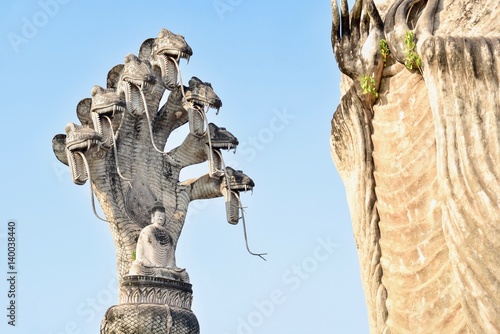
[119,275,193,309]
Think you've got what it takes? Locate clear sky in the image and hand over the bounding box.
[0,1,368,333]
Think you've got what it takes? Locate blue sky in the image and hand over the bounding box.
[0,1,368,333]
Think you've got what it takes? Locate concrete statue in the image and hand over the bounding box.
[329,0,499,333]
[52,28,262,333]
[129,201,189,283]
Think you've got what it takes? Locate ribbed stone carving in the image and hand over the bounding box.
[330,0,500,332]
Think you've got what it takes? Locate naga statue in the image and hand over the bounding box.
[52,28,262,334]
[330,0,499,333]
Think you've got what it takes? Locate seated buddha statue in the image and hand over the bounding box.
[128,201,189,283]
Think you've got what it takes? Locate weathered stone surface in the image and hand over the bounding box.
[330,0,500,332]
[101,304,199,334]
[53,28,257,334]
[53,29,255,283]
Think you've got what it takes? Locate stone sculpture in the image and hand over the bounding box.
[329,0,499,332]
[129,201,189,283]
[52,28,261,334]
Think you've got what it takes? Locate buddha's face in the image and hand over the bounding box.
[152,211,166,226]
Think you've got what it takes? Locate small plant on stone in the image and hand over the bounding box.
[360,74,378,99]
[379,39,390,65]
[404,31,421,71]
[132,250,136,261]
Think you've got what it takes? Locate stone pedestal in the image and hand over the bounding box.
[101,275,199,334]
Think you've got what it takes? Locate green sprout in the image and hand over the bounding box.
[379,39,390,65]
[131,250,136,261]
[403,31,421,71]
[360,74,378,98]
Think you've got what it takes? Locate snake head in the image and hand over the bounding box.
[220,167,255,225]
[154,28,192,62]
[207,123,239,151]
[184,77,222,113]
[138,28,193,90]
[331,0,385,106]
[206,124,239,177]
[122,54,155,91]
[90,85,126,116]
[118,54,156,116]
[153,29,193,89]
[63,123,103,185]
[64,123,102,152]
[89,85,126,149]
[220,167,255,193]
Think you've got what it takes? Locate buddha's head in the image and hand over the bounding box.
[151,201,166,227]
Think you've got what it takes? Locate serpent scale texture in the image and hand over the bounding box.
[101,304,199,334]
